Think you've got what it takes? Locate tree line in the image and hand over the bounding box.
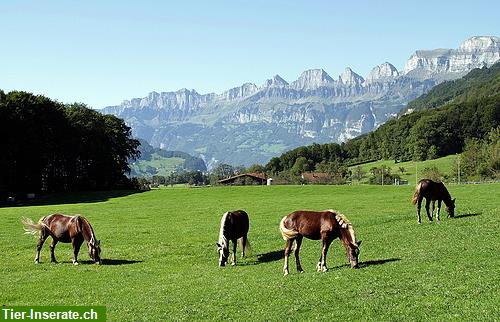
[0,90,140,200]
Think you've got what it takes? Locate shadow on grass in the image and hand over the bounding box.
[359,258,401,268]
[76,259,143,266]
[453,213,481,219]
[257,250,284,263]
[4,190,147,207]
[330,258,401,269]
[102,259,143,266]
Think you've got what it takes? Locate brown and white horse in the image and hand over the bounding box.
[216,210,250,267]
[279,210,361,276]
[412,179,455,223]
[22,214,102,265]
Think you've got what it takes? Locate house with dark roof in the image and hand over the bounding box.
[301,172,331,184]
[218,173,267,185]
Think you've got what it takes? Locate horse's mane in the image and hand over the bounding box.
[218,212,230,247]
[326,210,358,247]
[76,215,97,244]
[438,182,452,200]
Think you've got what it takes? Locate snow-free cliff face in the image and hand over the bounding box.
[102,36,500,166]
[403,36,500,79]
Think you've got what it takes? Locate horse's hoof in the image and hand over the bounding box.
[34,261,39,264]
[231,262,236,266]
[72,261,79,266]
[283,271,289,277]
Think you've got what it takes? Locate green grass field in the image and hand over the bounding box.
[131,154,185,177]
[350,155,459,185]
[1,184,499,321]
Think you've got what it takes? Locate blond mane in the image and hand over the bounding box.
[326,210,358,246]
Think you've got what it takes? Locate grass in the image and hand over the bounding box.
[131,154,185,176]
[1,184,499,321]
[350,155,459,185]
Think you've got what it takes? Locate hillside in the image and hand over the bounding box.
[102,36,500,165]
[349,155,459,185]
[402,61,500,114]
[130,139,206,177]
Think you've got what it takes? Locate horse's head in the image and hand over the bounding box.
[216,242,229,267]
[348,241,362,269]
[89,240,102,265]
[446,198,456,218]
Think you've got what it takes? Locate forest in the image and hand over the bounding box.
[0,90,140,200]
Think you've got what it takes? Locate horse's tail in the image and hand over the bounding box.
[279,216,299,240]
[240,238,251,255]
[21,217,45,235]
[412,182,422,205]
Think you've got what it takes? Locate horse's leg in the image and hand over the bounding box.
[425,199,433,222]
[317,237,333,272]
[283,239,294,276]
[34,229,49,264]
[49,239,58,263]
[417,197,423,224]
[241,235,247,258]
[231,239,237,266]
[294,236,304,273]
[431,200,436,220]
[71,238,83,265]
[436,200,442,222]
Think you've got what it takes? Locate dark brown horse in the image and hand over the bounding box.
[279,210,361,276]
[22,214,102,265]
[216,210,250,267]
[412,179,455,223]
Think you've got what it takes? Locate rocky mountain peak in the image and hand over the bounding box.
[264,74,289,87]
[458,36,500,52]
[366,62,399,83]
[339,67,364,85]
[403,36,500,78]
[221,82,259,100]
[291,69,334,90]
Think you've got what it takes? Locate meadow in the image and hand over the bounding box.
[349,155,459,185]
[1,184,499,321]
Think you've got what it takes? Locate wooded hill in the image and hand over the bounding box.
[131,139,207,177]
[265,62,500,177]
[0,91,140,200]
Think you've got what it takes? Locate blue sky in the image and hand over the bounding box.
[1,0,498,108]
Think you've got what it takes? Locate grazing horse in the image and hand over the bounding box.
[412,179,455,223]
[216,210,250,267]
[22,214,102,265]
[279,210,361,276]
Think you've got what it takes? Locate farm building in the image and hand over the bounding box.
[218,173,267,185]
[301,172,331,184]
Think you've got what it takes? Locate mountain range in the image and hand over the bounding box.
[102,36,500,167]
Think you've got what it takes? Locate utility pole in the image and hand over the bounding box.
[415,163,418,185]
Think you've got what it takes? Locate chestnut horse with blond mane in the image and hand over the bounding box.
[279,210,361,276]
[22,214,102,265]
